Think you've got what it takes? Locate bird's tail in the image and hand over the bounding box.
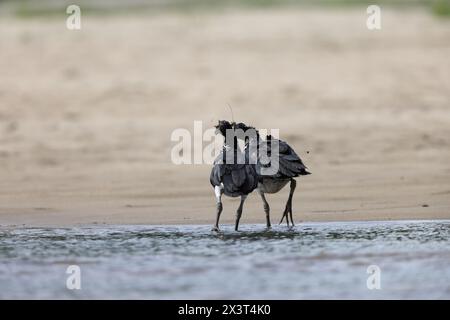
[300,169,311,175]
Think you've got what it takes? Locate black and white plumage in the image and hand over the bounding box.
[234,122,310,227]
[209,120,258,231]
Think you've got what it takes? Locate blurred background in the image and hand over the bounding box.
[0,0,449,226]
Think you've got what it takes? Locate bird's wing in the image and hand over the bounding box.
[257,138,310,178]
[210,150,226,187]
[210,147,258,195]
[277,139,310,177]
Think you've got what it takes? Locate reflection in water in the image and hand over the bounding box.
[0,221,449,299]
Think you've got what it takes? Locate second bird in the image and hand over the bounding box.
[234,122,311,228]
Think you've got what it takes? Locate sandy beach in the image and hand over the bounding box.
[1,7,449,227]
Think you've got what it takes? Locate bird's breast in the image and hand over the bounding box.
[258,178,290,194]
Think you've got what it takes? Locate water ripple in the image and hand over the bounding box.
[0,220,449,299]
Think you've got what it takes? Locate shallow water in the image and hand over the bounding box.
[0,220,449,299]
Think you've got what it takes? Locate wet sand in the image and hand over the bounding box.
[0,8,450,227]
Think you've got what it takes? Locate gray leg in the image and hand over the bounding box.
[258,189,271,228]
[280,179,297,227]
[212,186,223,231]
[287,179,297,226]
[280,207,290,227]
[234,195,247,231]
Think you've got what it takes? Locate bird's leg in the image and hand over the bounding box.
[258,189,271,229]
[234,195,247,231]
[213,202,223,231]
[286,179,297,227]
[212,186,223,232]
[280,179,297,226]
[280,206,289,227]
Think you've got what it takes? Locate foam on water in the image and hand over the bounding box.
[0,220,449,299]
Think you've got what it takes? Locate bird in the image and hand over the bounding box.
[209,120,258,231]
[234,122,310,228]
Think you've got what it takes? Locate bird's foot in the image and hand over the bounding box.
[279,213,290,227]
[211,226,220,232]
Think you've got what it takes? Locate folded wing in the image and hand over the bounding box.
[257,138,310,179]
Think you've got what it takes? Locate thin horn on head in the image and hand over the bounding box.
[227,103,234,124]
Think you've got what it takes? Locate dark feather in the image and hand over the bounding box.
[257,138,310,179]
[210,146,258,197]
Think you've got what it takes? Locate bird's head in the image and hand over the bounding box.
[234,122,258,141]
[214,120,233,137]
